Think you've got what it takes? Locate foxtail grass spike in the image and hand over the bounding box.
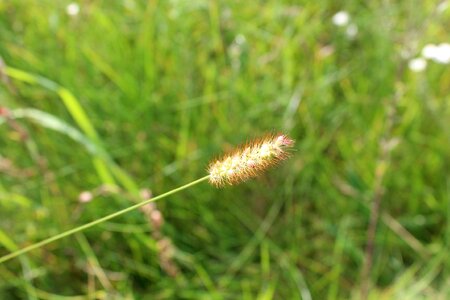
[0,134,294,264]
[208,133,294,187]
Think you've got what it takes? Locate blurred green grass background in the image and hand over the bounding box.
[0,0,449,299]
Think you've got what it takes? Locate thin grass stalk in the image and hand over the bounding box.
[0,176,210,264]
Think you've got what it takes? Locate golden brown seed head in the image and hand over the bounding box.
[208,134,294,187]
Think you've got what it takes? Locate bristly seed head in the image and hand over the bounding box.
[208,133,294,187]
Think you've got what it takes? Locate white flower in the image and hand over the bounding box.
[433,43,450,64]
[408,57,427,72]
[422,44,439,59]
[437,1,449,13]
[78,191,93,203]
[66,3,80,16]
[346,23,358,38]
[332,11,350,26]
[235,34,246,45]
[228,34,247,71]
[421,43,450,64]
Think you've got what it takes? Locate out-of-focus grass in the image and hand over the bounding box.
[0,0,449,299]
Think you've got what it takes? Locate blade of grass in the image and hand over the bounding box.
[218,198,283,288]
[327,218,349,300]
[0,229,37,299]
[3,66,114,185]
[75,233,113,291]
[7,107,138,192]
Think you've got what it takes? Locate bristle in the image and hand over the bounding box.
[208,133,294,187]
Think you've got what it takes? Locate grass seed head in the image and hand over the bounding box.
[208,133,294,187]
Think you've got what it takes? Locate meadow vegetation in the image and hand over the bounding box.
[0,0,449,299]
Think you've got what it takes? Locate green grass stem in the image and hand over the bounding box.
[0,175,210,264]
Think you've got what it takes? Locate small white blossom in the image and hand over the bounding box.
[437,1,449,13]
[408,57,427,72]
[235,34,246,45]
[422,44,439,59]
[421,43,450,64]
[332,11,350,27]
[66,3,80,16]
[433,43,450,64]
[228,34,247,71]
[78,191,93,203]
[346,23,358,38]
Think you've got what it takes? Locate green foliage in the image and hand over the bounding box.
[0,0,449,298]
